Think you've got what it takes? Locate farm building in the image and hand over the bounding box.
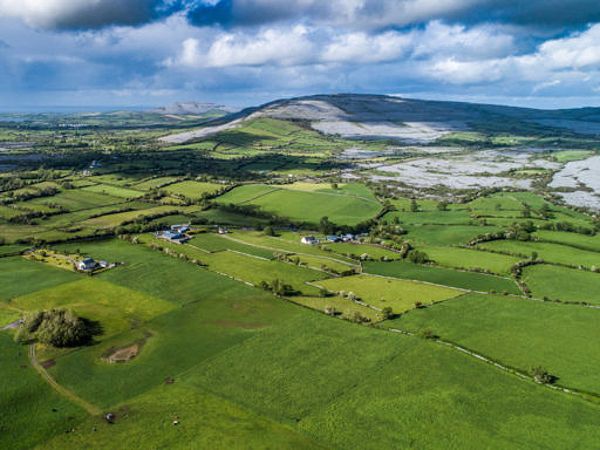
[171,224,190,233]
[159,230,190,244]
[326,235,342,243]
[301,236,319,245]
[218,226,229,235]
[76,257,97,272]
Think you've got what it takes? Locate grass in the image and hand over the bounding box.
[392,293,600,394]
[478,240,600,268]
[13,278,174,339]
[163,181,224,198]
[404,224,502,246]
[27,189,122,211]
[56,239,254,306]
[523,264,600,304]
[82,184,145,199]
[315,274,461,313]
[216,183,381,226]
[81,205,179,228]
[324,242,401,260]
[534,230,600,252]
[185,312,600,449]
[551,150,595,163]
[364,260,521,294]
[289,296,382,322]
[189,233,275,259]
[0,334,84,450]
[0,257,80,302]
[420,245,521,275]
[386,210,473,225]
[41,383,322,450]
[48,288,301,408]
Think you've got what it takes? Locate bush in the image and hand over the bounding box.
[20,309,98,348]
[531,366,556,384]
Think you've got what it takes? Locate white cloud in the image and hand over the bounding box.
[321,30,414,64]
[0,0,159,29]
[169,25,315,68]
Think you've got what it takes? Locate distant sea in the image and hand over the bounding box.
[0,105,154,114]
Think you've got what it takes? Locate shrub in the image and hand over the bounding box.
[19,309,98,348]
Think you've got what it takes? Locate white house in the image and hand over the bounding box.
[301,236,319,245]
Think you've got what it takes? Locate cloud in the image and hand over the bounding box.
[0,0,169,30]
[188,0,600,30]
[168,25,314,67]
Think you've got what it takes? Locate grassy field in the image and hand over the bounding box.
[189,233,275,259]
[13,278,174,340]
[392,293,600,394]
[0,334,85,450]
[48,285,301,408]
[404,224,502,246]
[315,274,461,313]
[523,264,600,304]
[163,181,224,198]
[289,295,382,322]
[185,312,600,449]
[534,230,600,252]
[478,240,600,268]
[0,257,80,302]
[82,184,145,199]
[216,183,381,226]
[420,245,521,275]
[324,242,401,260]
[364,260,521,294]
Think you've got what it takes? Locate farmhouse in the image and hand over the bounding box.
[301,236,319,245]
[171,224,190,234]
[218,226,229,234]
[159,229,190,244]
[76,257,97,272]
[326,235,342,243]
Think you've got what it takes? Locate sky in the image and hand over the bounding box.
[0,0,600,111]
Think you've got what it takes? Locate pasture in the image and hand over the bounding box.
[523,264,600,304]
[163,180,224,198]
[364,260,521,294]
[393,293,600,394]
[419,245,521,275]
[478,240,600,268]
[315,274,461,313]
[216,183,381,225]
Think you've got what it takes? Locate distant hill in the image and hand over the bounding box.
[152,101,237,116]
[159,93,600,144]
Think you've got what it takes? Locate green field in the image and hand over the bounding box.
[216,183,381,225]
[82,184,145,199]
[420,245,521,274]
[0,257,80,302]
[364,260,521,294]
[523,264,600,304]
[392,293,600,394]
[534,230,600,252]
[163,180,224,198]
[316,274,461,313]
[13,278,174,340]
[404,224,502,245]
[3,111,600,449]
[189,233,275,259]
[478,240,600,268]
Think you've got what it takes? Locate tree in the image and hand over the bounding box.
[381,306,394,320]
[331,183,338,190]
[410,198,419,212]
[19,309,97,348]
[263,226,276,236]
[437,201,448,211]
[319,216,335,234]
[531,366,556,384]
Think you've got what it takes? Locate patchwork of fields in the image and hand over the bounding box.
[1,162,600,449]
